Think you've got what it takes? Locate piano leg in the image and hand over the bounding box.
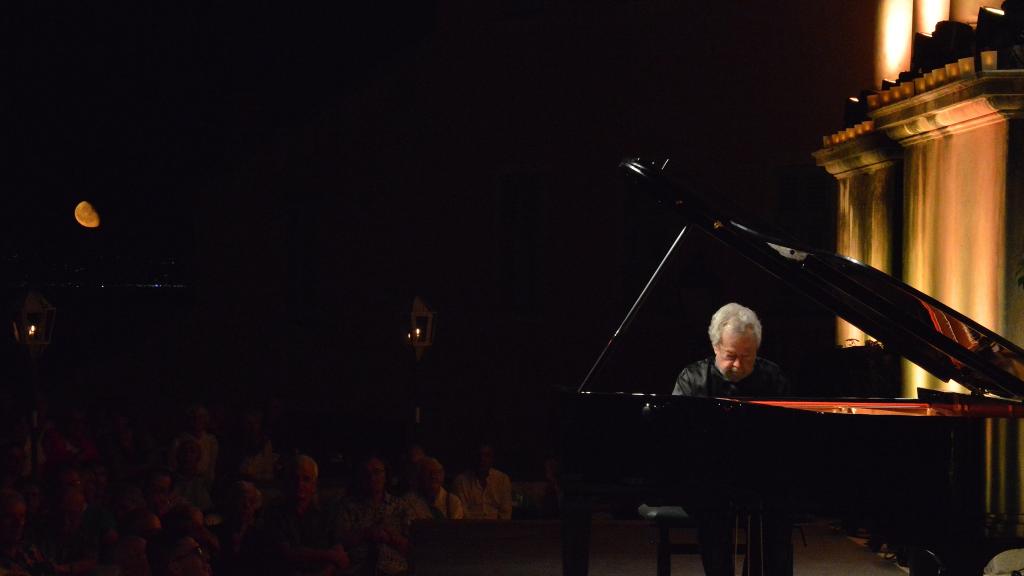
[561,489,592,576]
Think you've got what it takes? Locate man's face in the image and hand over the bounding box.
[292,463,317,505]
[364,458,387,494]
[148,474,173,516]
[419,462,444,497]
[713,328,758,382]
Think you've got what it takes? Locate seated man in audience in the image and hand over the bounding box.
[391,444,425,496]
[168,404,219,487]
[336,456,409,576]
[212,480,262,576]
[264,455,349,575]
[404,458,463,521]
[114,536,150,576]
[161,503,220,560]
[0,489,54,575]
[34,485,99,576]
[106,413,158,483]
[452,444,512,520]
[171,438,213,512]
[144,468,178,519]
[112,507,161,576]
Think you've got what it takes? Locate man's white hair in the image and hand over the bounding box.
[708,303,762,348]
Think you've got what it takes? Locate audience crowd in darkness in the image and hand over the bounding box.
[0,397,561,575]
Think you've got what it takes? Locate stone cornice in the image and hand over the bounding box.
[812,131,902,177]
[872,72,1024,145]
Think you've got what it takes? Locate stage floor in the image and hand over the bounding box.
[412,517,908,575]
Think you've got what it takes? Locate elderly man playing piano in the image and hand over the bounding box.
[674,302,790,398]
[673,302,792,576]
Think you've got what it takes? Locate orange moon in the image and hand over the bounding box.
[74,201,101,228]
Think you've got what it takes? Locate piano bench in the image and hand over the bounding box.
[638,505,702,576]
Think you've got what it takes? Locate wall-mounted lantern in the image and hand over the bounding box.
[12,291,56,359]
[407,296,435,361]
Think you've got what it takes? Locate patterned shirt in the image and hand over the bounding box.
[403,488,464,522]
[336,493,408,575]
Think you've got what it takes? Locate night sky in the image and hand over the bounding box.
[7,1,880,471]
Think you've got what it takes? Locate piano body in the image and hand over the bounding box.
[560,160,1024,576]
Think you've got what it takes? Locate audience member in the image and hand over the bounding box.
[80,462,110,511]
[452,444,512,520]
[112,507,161,576]
[168,404,219,487]
[391,445,425,496]
[161,503,220,560]
[33,485,99,575]
[224,408,278,485]
[115,536,151,576]
[79,463,118,554]
[0,441,27,491]
[40,408,100,479]
[0,414,32,484]
[212,481,262,576]
[144,468,177,519]
[0,489,54,575]
[404,457,463,521]
[541,456,561,518]
[121,508,162,541]
[105,414,158,483]
[336,456,409,575]
[172,438,213,512]
[263,455,349,575]
[111,483,148,531]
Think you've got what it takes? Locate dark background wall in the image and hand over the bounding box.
[6,1,878,475]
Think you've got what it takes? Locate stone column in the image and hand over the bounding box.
[818,73,1024,395]
[813,133,903,348]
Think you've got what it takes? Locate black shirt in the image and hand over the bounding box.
[672,356,790,397]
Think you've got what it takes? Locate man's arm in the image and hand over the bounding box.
[756,358,792,395]
[448,493,465,520]
[673,359,709,396]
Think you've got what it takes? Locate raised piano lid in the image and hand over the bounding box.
[620,158,1024,400]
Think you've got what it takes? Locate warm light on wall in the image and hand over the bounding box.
[877,0,914,86]
[915,0,949,36]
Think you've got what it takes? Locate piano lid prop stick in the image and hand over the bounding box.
[576,225,690,393]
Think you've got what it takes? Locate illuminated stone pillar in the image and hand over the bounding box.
[914,0,949,35]
[877,0,915,85]
[817,75,1024,398]
[874,74,1024,396]
[813,133,903,348]
[949,0,988,25]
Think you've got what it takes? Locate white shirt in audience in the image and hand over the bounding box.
[453,468,512,520]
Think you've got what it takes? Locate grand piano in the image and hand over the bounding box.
[560,159,1024,576]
